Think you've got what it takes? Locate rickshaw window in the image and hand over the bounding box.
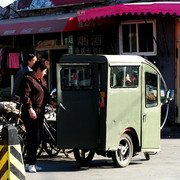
[110,66,139,88]
[145,72,158,108]
[61,66,93,90]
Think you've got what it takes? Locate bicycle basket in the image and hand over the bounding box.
[0,102,19,115]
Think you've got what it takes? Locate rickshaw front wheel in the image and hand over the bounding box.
[74,149,95,166]
[112,133,133,167]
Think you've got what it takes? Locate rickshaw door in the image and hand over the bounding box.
[56,64,99,149]
[141,65,161,150]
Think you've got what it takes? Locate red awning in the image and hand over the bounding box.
[78,2,180,22]
[0,13,77,36]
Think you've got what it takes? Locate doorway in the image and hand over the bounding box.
[176,42,180,123]
[50,49,67,91]
[36,49,67,92]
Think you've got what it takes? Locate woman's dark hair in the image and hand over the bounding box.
[32,58,49,72]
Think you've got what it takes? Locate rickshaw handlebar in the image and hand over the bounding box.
[58,103,66,110]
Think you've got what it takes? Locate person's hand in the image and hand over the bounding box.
[50,101,57,108]
[28,108,37,119]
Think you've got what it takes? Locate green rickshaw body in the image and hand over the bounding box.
[56,55,166,155]
[106,55,162,153]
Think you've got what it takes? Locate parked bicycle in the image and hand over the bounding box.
[0,92,71,159]
[18,104,61,158]
[0,100,22,140]
[16,89,70,158]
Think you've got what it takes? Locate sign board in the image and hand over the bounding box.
[17,0,104,11]
[68,35,74,54]
[74,33,103,54]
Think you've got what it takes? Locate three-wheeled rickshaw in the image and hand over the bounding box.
[56,55,173,167]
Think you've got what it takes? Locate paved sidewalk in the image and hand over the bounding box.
[26,139,180,180]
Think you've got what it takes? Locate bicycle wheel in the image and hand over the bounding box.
[16,124,27,158]
[63,149,74,158]
[42,117,60,157]
[36,139,45,158]
[42,138,61,157]
[16,123,44,158]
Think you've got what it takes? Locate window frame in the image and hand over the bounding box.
[110,66,139,89]
[119,20,157,56]
[60,65,93,91]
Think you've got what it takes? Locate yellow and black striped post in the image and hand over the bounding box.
[0,125,26,180]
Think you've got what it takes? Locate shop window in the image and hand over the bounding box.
[145,72,158,108]
[61,66,92,90]
[35,33,66,48]
[0,47,15,101]
[110,66,139,88]
[120,20,156,55]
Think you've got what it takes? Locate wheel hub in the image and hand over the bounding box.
[121,144,128,155]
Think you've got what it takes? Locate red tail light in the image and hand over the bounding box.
[100,92,105,108]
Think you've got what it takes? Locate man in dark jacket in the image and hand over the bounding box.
[11,53,37,100]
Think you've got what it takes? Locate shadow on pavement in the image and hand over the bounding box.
[36,154,144,172]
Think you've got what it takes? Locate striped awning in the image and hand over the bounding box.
[78,2,180,22]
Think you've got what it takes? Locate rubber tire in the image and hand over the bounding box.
[16,123,45,158]
[74,149,95,166]
[16,124,27,158]
[36,139,44,158]
[43,141,61,157]
[112,133,133,167]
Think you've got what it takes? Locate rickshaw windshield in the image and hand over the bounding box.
[61,66,93,90]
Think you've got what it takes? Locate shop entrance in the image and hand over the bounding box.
[50,49,67,90]
[36,49,67,92]
[176,42,180,123]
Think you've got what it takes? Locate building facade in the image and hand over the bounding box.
[0,0,179,125]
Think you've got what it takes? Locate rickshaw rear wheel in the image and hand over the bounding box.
[74,149,95,166]
[112,133,133,167]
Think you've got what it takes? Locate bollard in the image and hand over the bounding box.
[0,125,26,180]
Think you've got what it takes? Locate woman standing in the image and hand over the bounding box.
[20,59,56,173]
